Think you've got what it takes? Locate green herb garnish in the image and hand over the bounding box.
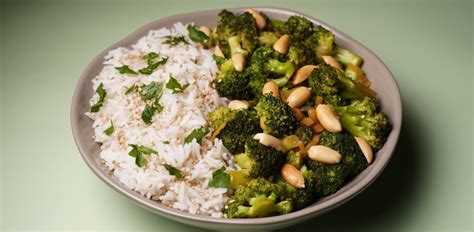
[184,127,208,144]
[128,144,158,167]
[187,25,210,43]
[162,141,170,144]
[115,65,138,75]
[140,81,164,100]
[208,166,231,189]
[138,57,168,75]
[164,164,183,179]
[212,55,226,65]
[90,83,106,112]
[166,75,189,94]
[104,121,114,136]
[125,85,138,95]
[143,52,159,65]
[163,36,189,45]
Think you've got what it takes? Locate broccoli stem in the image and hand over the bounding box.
[265,59,295,87]
[334,47,363,67]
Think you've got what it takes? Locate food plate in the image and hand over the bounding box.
[71,7,402,230]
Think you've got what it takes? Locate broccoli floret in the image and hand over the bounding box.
[280,165,317,210]
[213,59,253,100]
[306,131,368,196]
[286,15,313,42]
[249,46,295,87]
[295,126,313,145]
[334,47,363,67]
[255,93,298,138]
[286,150,304,169]
[258,31,279,46]
[223,178,292,218]
[215,10,259,58]
[287,42,316,69]
[306,25,335,61]
[215,108,262,154]
[308,64,376,103]
[268,18,287,36]
[235,139,286,178]
[208,107,235,130]
[333,97,391,150]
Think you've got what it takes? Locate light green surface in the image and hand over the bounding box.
[1,0,472,231]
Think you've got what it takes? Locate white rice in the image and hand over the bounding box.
[86,23,235,217]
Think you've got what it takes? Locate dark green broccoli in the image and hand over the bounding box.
[258,31,279,46]
[286,15,313,42]
[280,165,317,210]
[234,139,286,178]
[249,46,295,87]
[295,126,313,145]
[223,178,292,218]
[215,10,259,58]
[211,108,261,154]
[306,25,335,61]
[287,42,316,69]
[308,64,376,104]
[306,131,368,196]
[267,18,287,36]
[255,93,298,138]
[333,97,391,150]
[213,59,253,100]
[286,150,304,169]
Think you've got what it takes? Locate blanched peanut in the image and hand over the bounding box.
[214,46,224,57]
[281,164,305,188]
[355,137,373,164]
[286,87,311,108]
[322,55,343,71]
[228,100,250,110]
[316,104,342,132]
[245,8,266,30]
[232,53,245,72]
[308,145,342,164]
[273,34,290,54]
[199,26,212,38]
[262,81,280,97]
[292,65,318,85]
[253,133,285,152]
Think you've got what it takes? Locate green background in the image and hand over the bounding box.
[1,0,472,231]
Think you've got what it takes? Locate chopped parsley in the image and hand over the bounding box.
[138,57,168,75]
[208,166,231,189]
[90,83,106,112]
[162,36,189,45]
[143,52,159,65]
[140,81,164,100]
[126,82,164,125]
[128,144,158,167]
[164,164,183,179]
[187,25,210,43]
[184,127,208,144]
[115,65,138,75]
[166,75,189,94]
[103,121,114,136]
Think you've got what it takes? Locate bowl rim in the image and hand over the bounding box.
[71,6,403,226]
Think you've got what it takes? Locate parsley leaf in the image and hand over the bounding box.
[104,121,114,136]
[91,83,106,112]
[164,164,183,179]
[212,55,226,65]
[143,52,159,65]
[162,36,189,45]
[208,166,231,189]
[141,104,156,125]
[138,57,168,75]
[115,65,138,74]
[166,75,189,94]
[128,144,158,167]
[184,127,208,144]
[125,85,139,95]
[140,81,164,100]
[187,25,210,43]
